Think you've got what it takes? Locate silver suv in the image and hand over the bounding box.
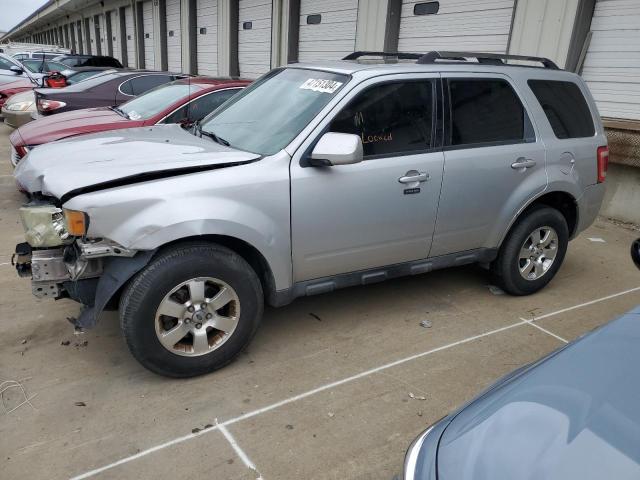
[13,52,608,377]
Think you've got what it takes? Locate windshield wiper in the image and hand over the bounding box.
[109,106,129,119]
[193,120,230,147]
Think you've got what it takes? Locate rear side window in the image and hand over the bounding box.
[528,80,595,139]
[448,79,529,146]
[128,75,172,95]
[330,81,434,157]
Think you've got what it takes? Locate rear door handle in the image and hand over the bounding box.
[511,157,536,169]
[398,171,429,184]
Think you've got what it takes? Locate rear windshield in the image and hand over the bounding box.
[120,82,198,120]
[59,72,120,91]
[528,80,595,139]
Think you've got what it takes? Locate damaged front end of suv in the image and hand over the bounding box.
[14,196,150,328]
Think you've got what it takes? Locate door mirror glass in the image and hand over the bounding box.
[309,132,363,167]
[10,65,24,75]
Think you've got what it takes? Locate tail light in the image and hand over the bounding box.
[15,145,29,159]
[37,98,66,113]
[597,145,609,183]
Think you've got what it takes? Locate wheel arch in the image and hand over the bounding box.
[107,234,279,310]
[500,190,579,247]
[159,235,278,305]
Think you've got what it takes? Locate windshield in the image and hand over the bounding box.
[201,68,349,155]
[119,82,196,120]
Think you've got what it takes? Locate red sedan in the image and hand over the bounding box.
[10,77,249,166]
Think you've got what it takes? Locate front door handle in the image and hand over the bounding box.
[511,157,536,170]
[398,171,429,184]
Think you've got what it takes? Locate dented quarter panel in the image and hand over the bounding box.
[13,124,261,198]
[63,151,293,290]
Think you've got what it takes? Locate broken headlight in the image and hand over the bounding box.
[19,205,81,247]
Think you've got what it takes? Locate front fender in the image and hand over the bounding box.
[64,155,292,290]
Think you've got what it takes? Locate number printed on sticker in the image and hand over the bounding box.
[300,78,343,94]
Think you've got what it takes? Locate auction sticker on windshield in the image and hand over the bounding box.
[300,78,343,94]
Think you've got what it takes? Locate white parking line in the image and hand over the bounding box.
[218,423,263,480]
[520,317,569,343]
[531,286,640,321]
[68,286,640,480]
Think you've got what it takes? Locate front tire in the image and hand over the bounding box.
[120,242,263,378]
[492,207,569,296]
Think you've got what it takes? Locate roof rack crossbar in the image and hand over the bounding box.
[342,51,424,61]
[417,51,559,69]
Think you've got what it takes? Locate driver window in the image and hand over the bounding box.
[329,81,434,157]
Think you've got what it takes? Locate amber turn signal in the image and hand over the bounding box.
[64,209,88,236]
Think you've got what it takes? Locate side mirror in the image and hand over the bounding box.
[10,65,24,75]
[309,132,363,167]
[632,238,640,270]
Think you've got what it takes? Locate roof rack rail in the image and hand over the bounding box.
[342,51,424,61]
[417,51,559,69]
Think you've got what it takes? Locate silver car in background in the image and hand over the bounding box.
[12,51,607,377]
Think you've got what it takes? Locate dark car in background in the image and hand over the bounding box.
[402,240,640,480]
[34,70,187,116]
[51,54,123,69]
[9,77,249,164]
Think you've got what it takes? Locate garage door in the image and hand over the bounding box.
[298,0,358,62]
[166,0,182,72]
[99,14,107,55]
[125,6,136,67]
[109,10,122,62]
[196,0,218,75]
[143,0,155,69]
[398,0,515,54]
[238,0,272,78]
[76,21,83,54]
[582,0,640,120]
[89,17,97,54]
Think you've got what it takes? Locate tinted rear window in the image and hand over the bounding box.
[60,72,121,91]
[528,80,595,139]
[448,79,528,146]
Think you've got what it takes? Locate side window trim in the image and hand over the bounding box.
[117,74,167,97]
[305,78,440,164]
[157,87,243,124]
[442,76,536,151]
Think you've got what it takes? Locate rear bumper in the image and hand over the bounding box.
[575,183,606,236]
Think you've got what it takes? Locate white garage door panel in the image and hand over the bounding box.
[238,0,272,79]
[298,0,358,62]
[166,0,182,72]
[582,0,640,120]
[143,0,155,70]
[90,18,97,54]
[398,0,515,54]
[197,0,218,75]
[98,14,107,55]
[125,6,136,67]
[110,11,122,62]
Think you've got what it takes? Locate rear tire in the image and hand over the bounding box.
[120,242,263,378]
[492,207,568,296]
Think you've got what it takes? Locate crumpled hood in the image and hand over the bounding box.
[437,309,640,480]
[14,124,261,199]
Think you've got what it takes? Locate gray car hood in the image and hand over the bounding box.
[437,307,640,480]
[14,124,261,199]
